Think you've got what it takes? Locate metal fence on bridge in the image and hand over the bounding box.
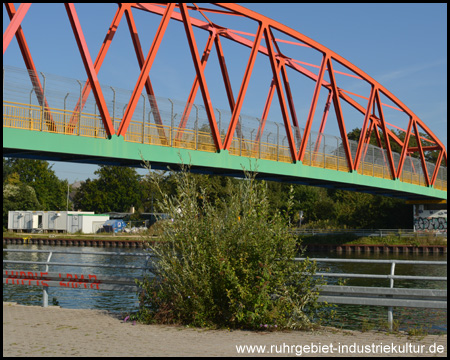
[3,66,447,191]
[3,248,446,331]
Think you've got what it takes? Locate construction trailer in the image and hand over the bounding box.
[7,211,110,234]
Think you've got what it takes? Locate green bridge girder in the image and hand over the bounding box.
[3,127,447,202]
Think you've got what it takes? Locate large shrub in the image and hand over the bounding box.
[134,165,329,330]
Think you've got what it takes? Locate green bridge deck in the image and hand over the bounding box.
[3,127,446,202]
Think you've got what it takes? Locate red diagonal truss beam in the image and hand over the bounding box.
[326,57,353,171]
[223,22,265,150]
[66,3,128,133]
[124,6,167,144]
[3,3,31,54]
[65,3,115,136]
[396,118,414,179]
[413,120,431,186]
[354,86,377,170]
[176,30,217,142]
[179,3,222,150]
[263,26,297,161]
[298,54,328,162]
[4,3,56,132]
[117,3,175,137]
[214,33,243,140]
[374,88,396,179]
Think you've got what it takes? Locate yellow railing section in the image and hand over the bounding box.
[3,101,446,191]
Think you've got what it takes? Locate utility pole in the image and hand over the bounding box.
[66,182,69,211]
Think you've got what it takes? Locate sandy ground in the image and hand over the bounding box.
[3,302,447,357]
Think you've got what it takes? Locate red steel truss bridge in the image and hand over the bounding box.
[3,3,447,202]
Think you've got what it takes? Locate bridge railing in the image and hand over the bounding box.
[4,65,447,188]
[5,100,446,191]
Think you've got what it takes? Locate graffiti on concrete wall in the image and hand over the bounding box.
[414,209,447,232]
[414,217,447,232]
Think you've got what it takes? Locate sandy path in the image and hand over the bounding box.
[3,302,447,357]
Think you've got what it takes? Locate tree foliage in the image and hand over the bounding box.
[73,165,143,213]
[3,182,41,231]
[347,127,444,165]
[3,158,68,210]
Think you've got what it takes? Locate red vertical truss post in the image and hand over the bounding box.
[65,3,115,137]
[412,120,431,186]
[3,3,31,54]
[374,89,396,179]
[67,3,128,133]
[117,3,175,137]
[179,3,222,150]
[214,33,243,140]
[263,26,297,162]
[4,3,56,132]
[298,54,328,163]
[326,57,353,171]
[396,117,413,180]
[124,6,167,144]
[223,22,265,151]
[176,30,217,142]
[353,85,377,171]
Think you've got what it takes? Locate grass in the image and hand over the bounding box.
[407,325,430,339]
[2,231,155,242]
[299,233,447,247]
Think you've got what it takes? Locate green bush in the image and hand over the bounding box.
[134,165,330,330]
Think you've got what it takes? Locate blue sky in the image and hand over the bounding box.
[3,3,447,183]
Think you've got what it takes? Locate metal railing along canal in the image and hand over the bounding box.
[296,257,447,330]
[3,249,447,331]
[3,249,151,308]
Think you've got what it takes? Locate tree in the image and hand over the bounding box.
[134,165,330,330]
[3,178,41,231]
[347,127,445,165]
[3,158,67,210]
[73,165,143,213]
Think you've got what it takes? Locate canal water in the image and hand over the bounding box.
[3,243,447,334]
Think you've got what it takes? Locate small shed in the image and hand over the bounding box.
[103,219,127,233]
